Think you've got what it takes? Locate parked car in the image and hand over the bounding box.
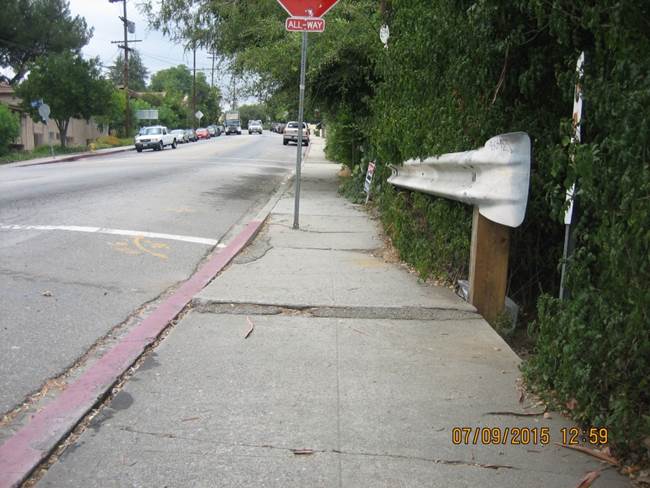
[207,125,217,137]
[195,128,210,139]
[185,128,197,142]
[248,120,263,135]
[171,129,188,143]
[134,125,177,152]
[283,121,310,146]
[216,124,225,135]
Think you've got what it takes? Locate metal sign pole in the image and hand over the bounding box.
[293,31,308,230]
[559,51,585,300]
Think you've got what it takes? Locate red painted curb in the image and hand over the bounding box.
[0,220,263,488]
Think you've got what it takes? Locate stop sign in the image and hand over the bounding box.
[276,0,340,18]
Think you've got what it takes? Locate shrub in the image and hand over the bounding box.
[0,104,20,155]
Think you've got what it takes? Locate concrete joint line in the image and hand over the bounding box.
[191,300,481,321]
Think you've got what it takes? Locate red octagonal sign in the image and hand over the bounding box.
[276,0,340,18]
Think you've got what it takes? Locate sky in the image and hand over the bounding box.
[68,0,227,88]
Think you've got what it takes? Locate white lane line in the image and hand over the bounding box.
[0,224,219,246]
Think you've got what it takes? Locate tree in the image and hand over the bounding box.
[107,50,149,92]
[238,104,268,128]
[16,52,113,147]
[149,65,221,126]
[0,0,92,84]
[0,104,20,154]
[149,65,193,95]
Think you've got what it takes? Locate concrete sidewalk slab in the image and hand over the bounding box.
[196,244,472,311]
[40,313,628,487]
[265,216,383,251]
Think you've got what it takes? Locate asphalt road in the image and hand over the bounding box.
[0,132,298,415]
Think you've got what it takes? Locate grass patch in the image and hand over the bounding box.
[0,145,87,164]
[0,136,132,164]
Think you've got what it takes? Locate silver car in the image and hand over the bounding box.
[171,129,188,143]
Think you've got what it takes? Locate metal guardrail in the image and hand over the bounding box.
[388,132,531,228]
[387,132,532,323]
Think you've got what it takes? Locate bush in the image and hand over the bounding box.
[93,135,132,149]
[0,104,20,155]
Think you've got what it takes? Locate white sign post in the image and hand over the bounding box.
[38,103,54,159]
[195,110,204,122]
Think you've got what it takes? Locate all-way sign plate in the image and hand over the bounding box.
[286,16,325,32]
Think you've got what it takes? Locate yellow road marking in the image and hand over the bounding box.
[134,236,168,260]
[109,238,169,260]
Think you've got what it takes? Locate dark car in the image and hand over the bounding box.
[185,129,197,142]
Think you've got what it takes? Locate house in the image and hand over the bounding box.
[0,83,107,151]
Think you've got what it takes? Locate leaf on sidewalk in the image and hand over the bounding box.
[555,443,619,465]
[575,469,602,488]
[42,290,53,297]
[244,316,255,339]
[291,449,315,455]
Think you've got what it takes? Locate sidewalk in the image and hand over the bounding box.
[37,137,629,487]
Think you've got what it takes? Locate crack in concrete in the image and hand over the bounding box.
[280,246,382,253]
[192,300,480,321]
[233,238,273,265]
[0,268,124,293]
[117,427,515,471]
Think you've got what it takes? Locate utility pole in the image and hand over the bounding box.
[110,0,141,136]
[122,0,130,135]
[192,43,197,128]
[230,73,237,110]
[208,52,217,88]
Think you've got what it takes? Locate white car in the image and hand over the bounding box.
[135,126,177,152]
[248,120,263,134]
[283,121,309,146]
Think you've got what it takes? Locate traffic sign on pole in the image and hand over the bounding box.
[38,103,51,123]
[276,0,340,18]
[276,0,341,230]
[195,110,204,121]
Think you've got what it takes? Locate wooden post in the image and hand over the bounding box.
[468,207,510,324]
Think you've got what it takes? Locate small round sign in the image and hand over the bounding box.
[38,103,51,122]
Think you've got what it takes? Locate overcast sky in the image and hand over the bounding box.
[69,0,224,86]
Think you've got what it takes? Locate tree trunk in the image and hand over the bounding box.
[55,119,70,148]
